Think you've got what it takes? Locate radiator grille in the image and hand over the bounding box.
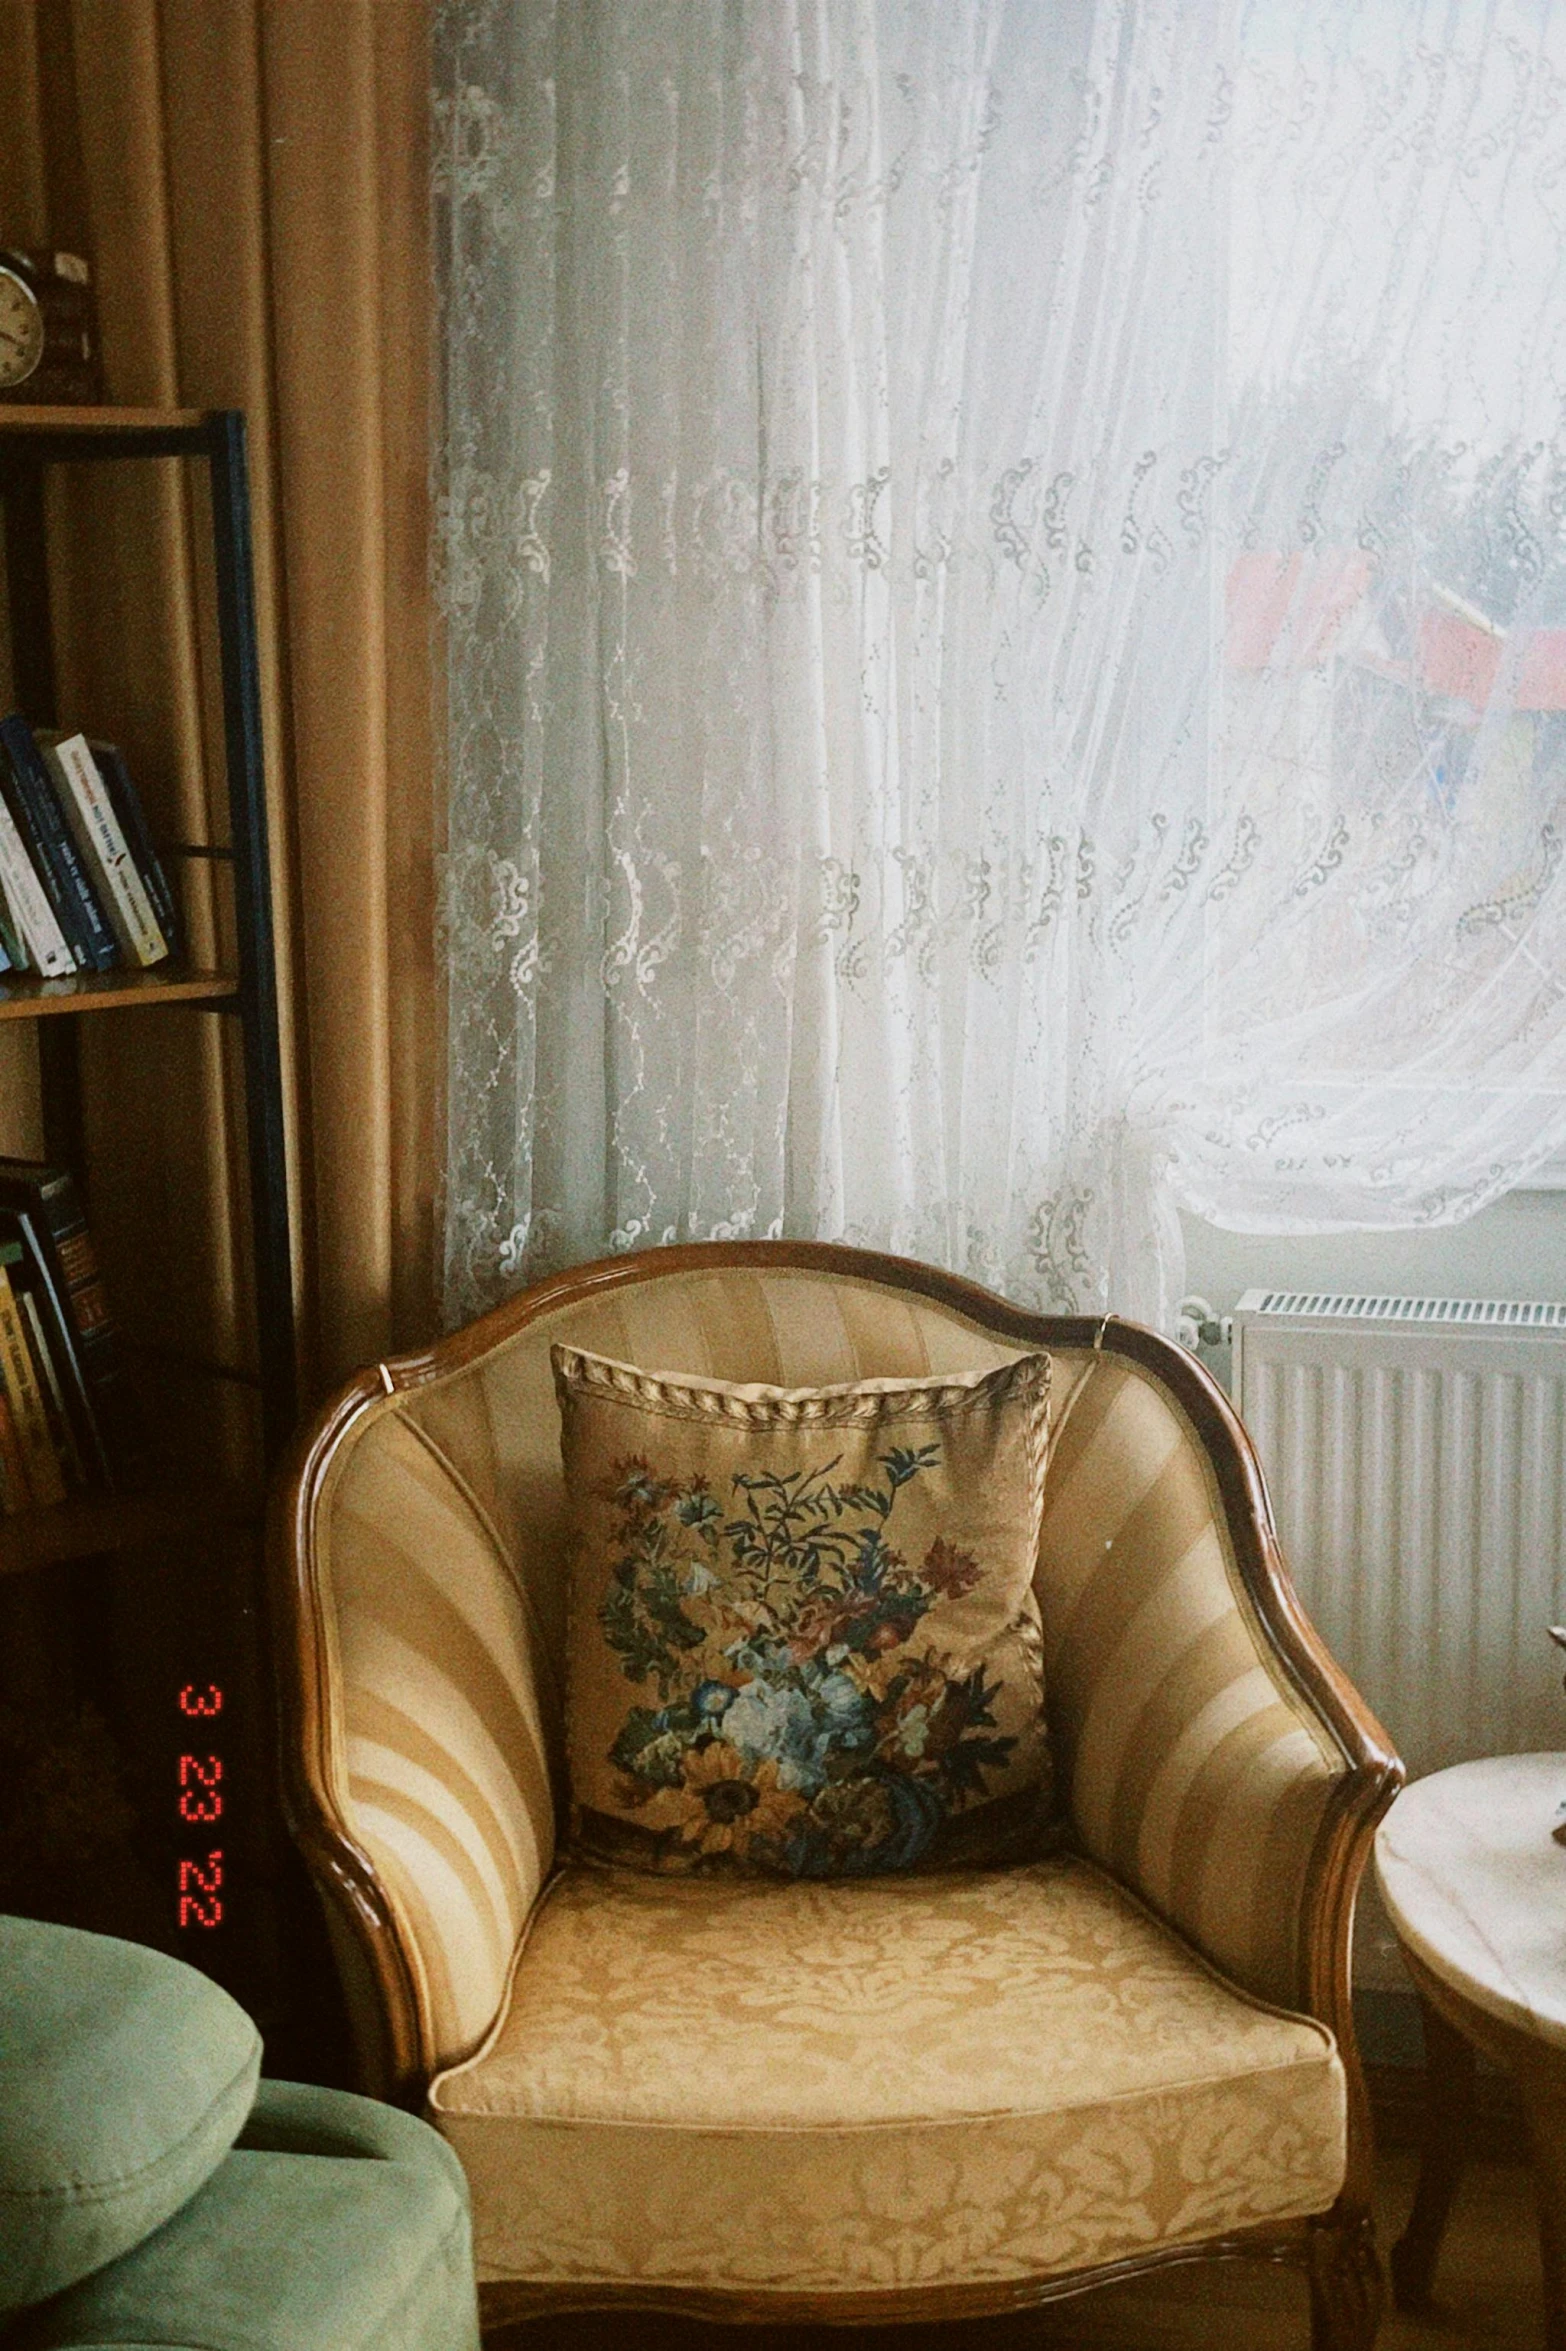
[1233,1299,1566,1783]
[1246,1290,1566,1329]
[1233,1292,1566,1992]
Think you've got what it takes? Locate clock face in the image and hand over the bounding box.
[0,266,44,390]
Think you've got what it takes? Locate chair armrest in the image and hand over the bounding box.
[1039,1328,1401,2020]
[271,1377,560,2101]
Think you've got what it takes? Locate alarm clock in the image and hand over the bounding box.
[0,249,101,405]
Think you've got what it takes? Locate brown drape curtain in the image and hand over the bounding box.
[0,0,438,1415]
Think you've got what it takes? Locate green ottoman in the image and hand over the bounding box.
[16,2081,480,2351]
[0,1917,260,2313]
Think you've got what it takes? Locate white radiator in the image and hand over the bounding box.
[1232,1289,1566,1783]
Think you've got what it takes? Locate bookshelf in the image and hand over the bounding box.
[0,409,303,2047]
[0,967,238,1018]
[0,405,296,1540]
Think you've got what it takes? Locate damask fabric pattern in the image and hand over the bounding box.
[314,1261,1347,2072]
[428,1857,1346,2293]
[436,0,1566,1331]
[554,1348,1055,1876]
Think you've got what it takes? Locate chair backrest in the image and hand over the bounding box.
[275,1244,1348,2092]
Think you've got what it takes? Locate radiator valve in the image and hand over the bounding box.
[1177,1295,1233,1352]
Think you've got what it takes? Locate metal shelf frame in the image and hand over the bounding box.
[0,407,297,1463]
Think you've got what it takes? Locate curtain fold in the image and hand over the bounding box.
[1,0,437,1402]
[438,0,1566,1330]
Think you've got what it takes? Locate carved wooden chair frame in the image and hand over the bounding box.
[269,1241,1403,2347]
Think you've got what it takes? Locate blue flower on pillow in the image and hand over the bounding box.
[721,1680,824,1789]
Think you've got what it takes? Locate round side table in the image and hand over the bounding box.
[1375,1753,1566,2347]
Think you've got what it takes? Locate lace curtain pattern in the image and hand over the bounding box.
[434,0,1566,1328]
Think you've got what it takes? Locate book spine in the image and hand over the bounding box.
[0,788,74,977]
[44,735,168,967]
[0,1391,29,1511]
[0,880,26,972]
[9,1168,144,1485]
[18,1283,85,1488]
[89,740,181,959]
[0,723,88,968]
[8,1204,112,1488]
[0,713,118,970]
[5,1203,105,1476]
[0,1262,65,1505]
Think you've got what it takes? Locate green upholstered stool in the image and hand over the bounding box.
[16,2081,480,2351]
[0,1917,260,2313]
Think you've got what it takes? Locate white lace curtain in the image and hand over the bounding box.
[434,0,1566,1328]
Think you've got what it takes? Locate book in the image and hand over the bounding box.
[0,874,30,972]
[0,712,118,971]
[0,786,74,977]
[0,1258,66,1506]
[0,1160,146,1488]
[0,717,92,970]
[1,1204,105,1489]
[18,1282,86,1489]
[39,733,169,967]
[87,740,182,961]
[0,1388,30,1512]
[0,883,26,972]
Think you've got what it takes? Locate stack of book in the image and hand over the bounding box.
[0,1159,145,1511]
[0,712,181,979]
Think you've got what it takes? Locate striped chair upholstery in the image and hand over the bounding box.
[304,1262,1345,2074]
[308,1401,557,2060]
[1039,1350,1341,2006]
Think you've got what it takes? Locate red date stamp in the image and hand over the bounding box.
[177,1686,224,1929]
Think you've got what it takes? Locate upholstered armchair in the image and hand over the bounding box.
[270,1243,1401,2345]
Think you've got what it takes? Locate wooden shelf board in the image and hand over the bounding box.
[0,965,237,1019]
[0,1480,261,1577]
[0,404,207,434]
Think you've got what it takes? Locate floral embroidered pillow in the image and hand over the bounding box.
[553,1345,1058,1878]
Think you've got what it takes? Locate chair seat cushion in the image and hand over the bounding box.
[428,1855,1345,2299]
[0,1916,261,2314]
[21,2081,479,2351]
